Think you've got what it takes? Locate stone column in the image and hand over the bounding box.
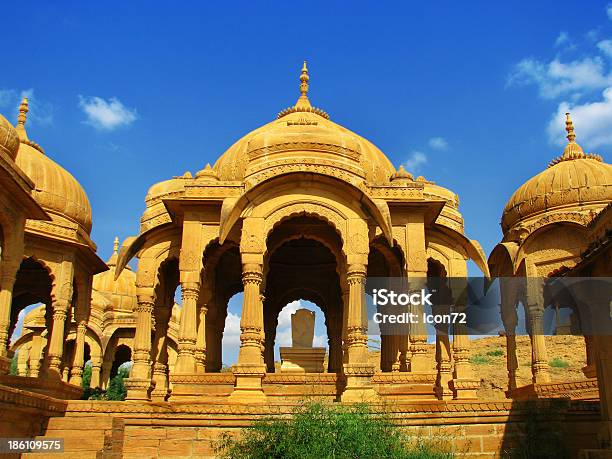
[500,279,519,392]
[341,288,349,365]
[0,262,19,374]
[17,344,29,376]
[341,264,375,402]
[29,335,43,377]
[101,360,112,390]
[230,262,266,401]
[525,275,550,384]
[47,303,69,377]
[195,295,210,373]
[90,360,101,388]
[69,321,87,385]
[450,276,479,399]
[175,281,199,373]
[151,305,171,401]
[404,213,429,372]
[124,290,155,401]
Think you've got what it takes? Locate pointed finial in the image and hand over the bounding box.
[17,97,28,126]
[113,236,119,254]
[300,61,309,97]
[565,112,576,143]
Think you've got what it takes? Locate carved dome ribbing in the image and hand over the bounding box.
[92,238,136,312]
[12,98,93,234]
[0,114,20,160]
[502,113,612,233]
[213,63,396,186]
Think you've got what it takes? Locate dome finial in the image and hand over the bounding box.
[295,60,312,109]
[16,97,29,141]
[300,61,309,97]
[565,112,576,143]
[113,236,119,254]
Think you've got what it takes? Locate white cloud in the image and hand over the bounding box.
[598,39,612,59]
[0,88,53,125]
[607,3,612,20]
[555,31,570,47]
[78,96,137,130]
[547,88,612,148]
[508,56,612,99]
[277,300,302,328]
[403,151,427,173]
[222,311,242,347]
[428,137,448,150]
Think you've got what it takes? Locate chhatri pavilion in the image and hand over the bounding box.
[0,63,610,457]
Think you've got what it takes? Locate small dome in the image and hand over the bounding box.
[13,99,93,234]
[502,113,612,232]
[0,114,20,160]
[92,238,137,312]
[213,63,396,185]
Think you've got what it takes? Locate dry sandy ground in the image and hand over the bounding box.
[368,335,588,399]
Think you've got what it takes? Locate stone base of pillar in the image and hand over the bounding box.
[435,372,453,400]
[409,351,429,372]
[229,365,266,402]
[341,364,376,403]
[0,356,10,375]
[124,378,155,401]
[449,378,479,400]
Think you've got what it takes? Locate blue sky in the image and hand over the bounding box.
[4,2,612,363]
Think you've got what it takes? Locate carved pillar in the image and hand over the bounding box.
[230,218,266,401]
[525,274,550,384]
[17,344,29,376]
[47,304,69,377]
[29,335,43,377]
[0,262,19,373]
[124,290,155,401]
[341,263,375,401]
[69,321,87,385]
[231,262,266,400]
[151,305,171,401]
[404,213,429,372]
[90,360,101,388]
[175,281,199,373]
[195,302,208,373]
[341,288,349,365]
[500,278,519,393]
[101,360,112,390]
[450,276,479,399]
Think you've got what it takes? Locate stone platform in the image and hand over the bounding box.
[279,346,326,373]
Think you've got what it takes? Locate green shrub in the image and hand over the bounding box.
[486,349,504,357]
[549,358,569,368]
[216,401,456,459]
[470,354,491,365]
[9,354,18,375]
[106,367,129,401]
[81,362,92,389]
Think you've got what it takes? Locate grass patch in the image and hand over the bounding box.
[216,401,458,458]
[549,357,569,368]
[470,354,492,365]
[486,349,504,357]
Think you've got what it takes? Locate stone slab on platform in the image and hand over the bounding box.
[280,346,326,373]
[508,379,599,401]
[0,374,82,400]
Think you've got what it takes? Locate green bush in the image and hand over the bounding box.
[470,354,491,365]
[549,358,569,368]
[106,367,129,401]
[9,354,18,375]
[81,362,92,389]
[216,401,456,459]
[486,349,504,357]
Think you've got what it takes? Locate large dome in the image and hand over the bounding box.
[13,99,93,234]
[502,113,612,232]
[92,237,136,312]
[213,63,396,186]
[0,114,20,160]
